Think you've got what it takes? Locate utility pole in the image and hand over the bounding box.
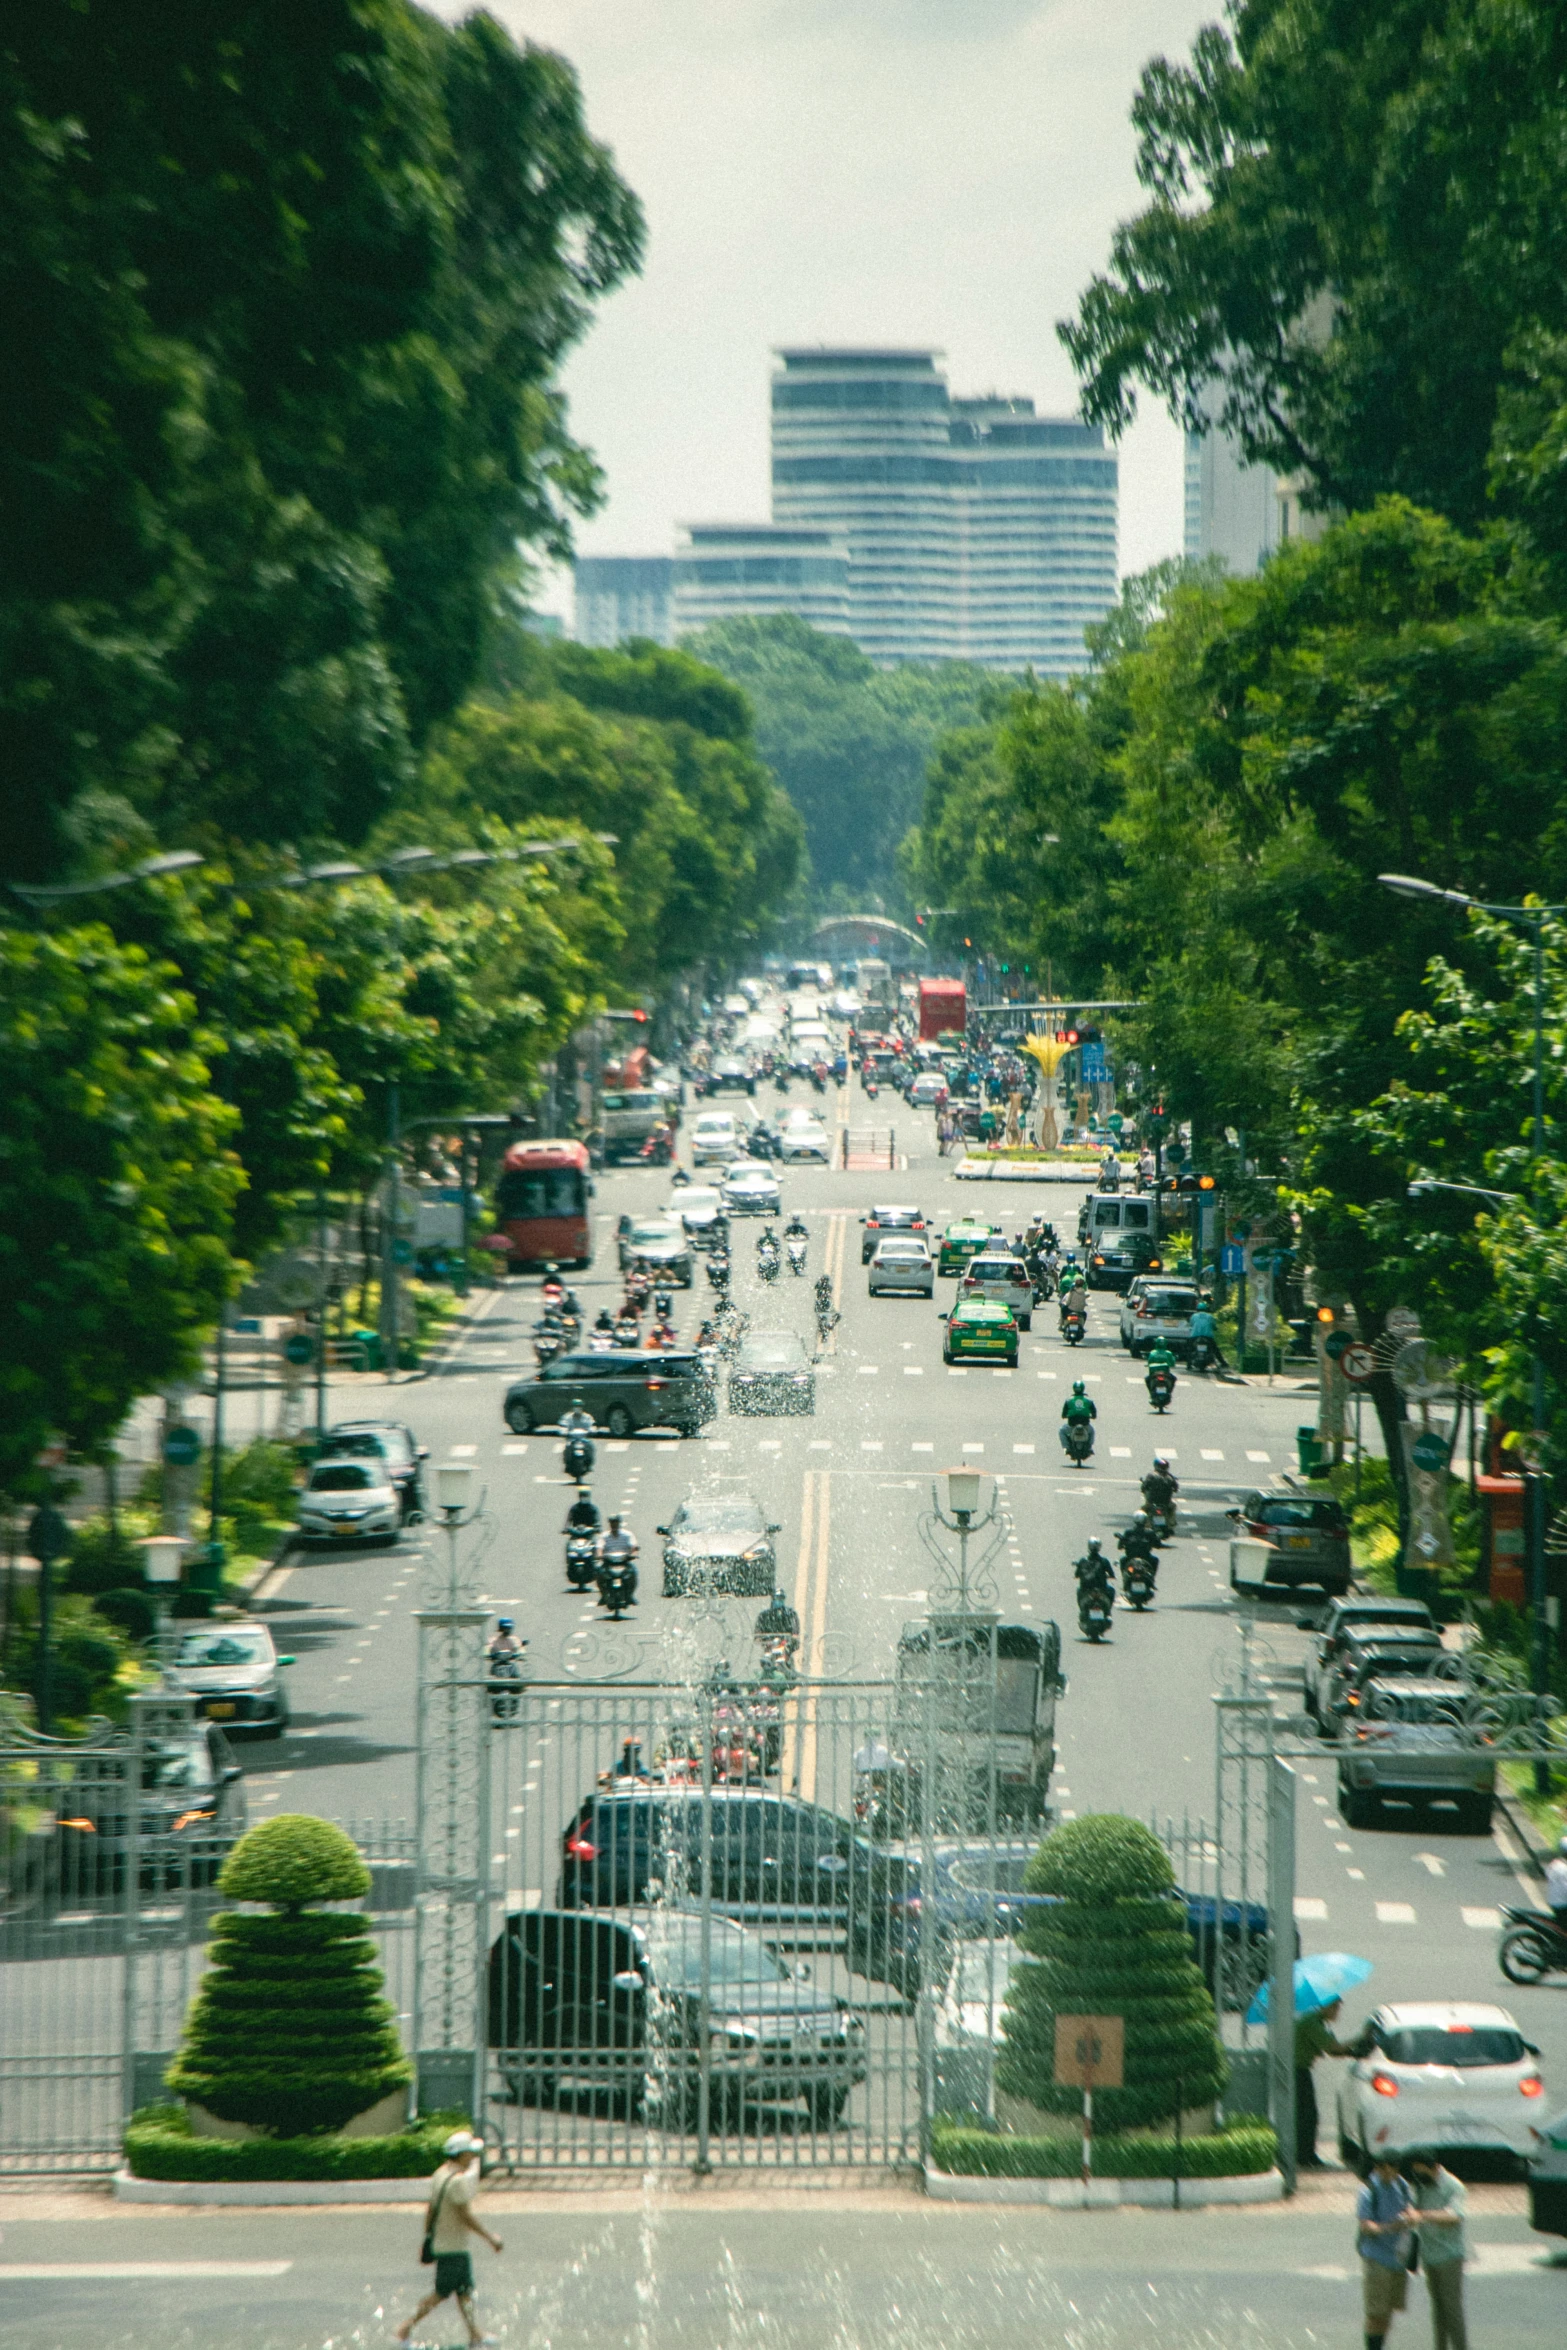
[379,1079,401,1380]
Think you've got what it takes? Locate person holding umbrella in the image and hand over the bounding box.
[1247,1952,1374,2171]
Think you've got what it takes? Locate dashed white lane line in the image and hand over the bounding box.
[1376,1902,1417,1924]
[1109,1446,1131,1458]
[1294,1897,1329,1921]
[1415,1853,1446,1877]
[1201,1449,1224,1461]
[1013,1443,1035,1454]
[904,1366,923,1375]
[861,1441,883,1452]
[912,1442,934,1453]
[1247,1450,1272,1463]
[963,1442,984,1453]
[449,1442,477,1457]
[1462,1907,1502,1929]
[502,1442,528,1455]
[857,1365,879,1376]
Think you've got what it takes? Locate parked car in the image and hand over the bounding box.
[1301,1596,1438,1716]
[861,1206,928,1264]
[931,1936,1029,2120]
[720,1161,783,1217]
[1336,1680,1496,1832]
[53,1720,248,1897]
[776,1115,831,1164]
[616,1215,694,1285]
[958,1253,1034,1330]
[943,1296,1019,1367]
[1318,1628,1453,1729]
[165,1621,292,1739]
[555,1786,905,1963]
[504,1351,714,1438]
[486,1908,866,2125]
[729,1329,815,1415]
[1118,1282,1201,1359]
[659,1490,780,1597]
[1226,1489,1353,1595]
[1336,2002,1546,2168]
[322,1419,428,1520]
[690,1111,741,1165]
[937,1220,1000,1278]
[297,1456,401,1545]
[868,1238,934,1297]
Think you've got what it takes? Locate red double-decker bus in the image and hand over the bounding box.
[489,1140,593,1272]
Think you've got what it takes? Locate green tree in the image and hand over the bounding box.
[0,927,241,1490]
[997,1816,1226,2131]
[1061,1,1567,527]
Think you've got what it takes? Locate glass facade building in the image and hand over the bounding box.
[573,555,675,648]
[770,349,1117,673]
[672,524,850,636]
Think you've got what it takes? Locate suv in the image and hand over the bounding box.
[861,1206,927,1264]
[1079,1194,1165,1290]
[1227,1489,1353,1594]
[1118,1283,1200,1358]
[1319,1631,1453,1729]
[1302,1596,1437,1717]
[659,1490,780,1596]
[556,1786,902,1960]
[729,1329,815,1415]
[486,1909,865,2125]
[504,1351,714,1438]
[1338,1680,1496,1832]
[690,1111,741,1165]
[958,1253,1034,1330]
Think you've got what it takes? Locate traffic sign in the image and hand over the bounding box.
[1339,1343,1376,1384]
[1411,1430,1451,1475]
[1323,1329,1352,1360]
[392,1239,413,1266]
[283,1333,315,1367]
[1220,1244,1245,1275]
[163,1424,201,1468]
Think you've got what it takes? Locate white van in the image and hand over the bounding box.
[691,1110,741,1165]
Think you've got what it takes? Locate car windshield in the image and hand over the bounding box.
[952,1942,1027,2008]
[871,1208,919,1222]
[1258,1500,1347,1529]
[310,1463,375,1492]
[674,1189,722,1212]
[678,1499,764,1534]
[739,1335,807,1370]
[1382,2025,1526,2067]
[629,1221,678,1245]
[323,1431,389,1459]
[646,1921,792,1990]
[1142,1290,1199,1315]
[970,1259,1025,1278]
[143,1739,215,1791]
[174,1632,269,1669]
[877,1241,927,1258]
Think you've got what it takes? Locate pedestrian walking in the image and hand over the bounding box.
[1357,2151,1415,2350]
[1294,1993,1366,2167]
[396,2129,502,2348]
[1407,2151,1469,2350]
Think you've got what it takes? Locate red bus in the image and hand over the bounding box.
[488,1140,593,1272]
[918,977,967,1041]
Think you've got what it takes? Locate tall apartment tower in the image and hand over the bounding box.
[573,556,674,648]
[770,348,1117,673]
[672,524,850,637]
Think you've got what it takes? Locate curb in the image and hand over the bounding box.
[922,2161,1284,2207]
[409,1282,503,1382]
[953,1160,1107,1185]
[1496,1783,1555,1876]
[112,2169,432,2205]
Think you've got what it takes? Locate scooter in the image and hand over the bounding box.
[595,1546,638,1620]
[562,1431,595,1484]
[1077,1584,1113,1641]
[1499,1906,1567,1984]
[1147,1366,1176,1414]
[1062,1303,1087,1347]
[1189,1335,1220,1374]
[533,1324,563,1369]
[1140,1483,1178,1544]
[486,1645,527,1720]
[757,1239,781,1285]
[565,1530,599,1589]
[1121,1556,1156,1611]
[1062,1419,1095,1468]
[786,1235,808,1277]
[707,1248,732,1294]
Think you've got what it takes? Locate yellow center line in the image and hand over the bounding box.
[779,1467,817,1792]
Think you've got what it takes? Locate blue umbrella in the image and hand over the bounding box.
[1246,1951,1374,2025]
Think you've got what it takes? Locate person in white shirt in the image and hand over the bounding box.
[1545,1835,1567,1932]
[396,2131,501,2347]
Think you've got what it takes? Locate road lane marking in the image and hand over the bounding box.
[861,1441,883,1451]
[1109,1446,1131,1458]
[0,2264,295,2281]
[449,1443,477,1457]
[502,1442,528,1455]
[1462,1906,1503,1929]
[1375,1902,1417,1924]
[904,1365,923,1374]
[796,1471,833,1801]
[963,1442,984,1453]
[1347,1868,1364,1879]
[780,1470,817,1794]
[1294,1897,1328,1921]
[1247,1451,1271,1463]
[1201,1449,1224,1461]
[857,1365,879,1375]
[912,1442,933,1452]
[1013,1443,1035,1454]
[1414,1853,1446,1877]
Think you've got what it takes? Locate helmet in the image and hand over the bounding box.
[774,1589,789,1607]
[1153,1455,1169,1471]
[1072,1379,1086,1396]
[497,1617,514,1632]
[1086,1538,1103,1556]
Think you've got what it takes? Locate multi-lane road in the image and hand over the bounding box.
[232,1085,1566,2135]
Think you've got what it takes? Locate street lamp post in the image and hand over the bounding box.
[1383,871,1564,1789]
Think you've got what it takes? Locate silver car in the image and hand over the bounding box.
[868,1237,934,1297]
[721,1160,782,1216]
[957,1252,1035,1331]
[617,1214,694,1285]
[729,1329,815,1414]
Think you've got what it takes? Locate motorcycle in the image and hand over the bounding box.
[786,1235,808,1277]
[1189,1335,1220,1374]
[533,1323,563,1369]
[562,1431,595,1484]
[707,1248,732,1294]
[486,1645,526,1721]
[757,1239,781,1285]
[815,1304,841,1350]
[1077,1584,1113,1641]
[863,1075,879,1100]
[1146,1366,1176,1414]
[1499,1905,1567,1984]
[1062,1304,1087,1347]
[647,1317,677,1350]
[1062,1419,1095,1467]
[613,1314,641,1348]
[595,1543,638,1619]
[1140,1480,1179,1543]
[565,1529,599,1589]
[1120,1555,1156,1610]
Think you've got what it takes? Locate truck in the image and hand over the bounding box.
[855,958,894,1012]
[888,1613,1064,1828]
[918,976,967,1042]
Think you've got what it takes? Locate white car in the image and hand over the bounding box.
[668,1183,726,1242]
[778,1115,831,1163]
[721,1159,782,1215]
[297,1457,401,1544]
[908,1071,949,1108]
[690,1110,741,1164]
[959,1252,1035,1330]
[165,1620,291,1738]
[1336,2001,1547,2166]
[869,1238,934,1297]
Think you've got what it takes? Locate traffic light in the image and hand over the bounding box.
[1176,1172,1218,1195]
[1076,1025,1102,1045]
[1054,1027,1080,1045]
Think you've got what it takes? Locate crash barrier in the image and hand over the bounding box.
[839,1128,897,1170]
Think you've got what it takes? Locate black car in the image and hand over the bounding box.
[557,1787,906,1963]
[322,1419,428,1521]
[486,1909,865,2125]
[659,1490,780,1596]
[504,1350,715,1438]
[53,1721,248,1898]
[711,1056,757,1096]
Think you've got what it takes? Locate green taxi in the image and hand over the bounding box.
[937,1218,999,1278]
[942,1295,1019,1367]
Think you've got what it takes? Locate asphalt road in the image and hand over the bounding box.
[219,1079,1567,2135]
[1,2182,1562,2350]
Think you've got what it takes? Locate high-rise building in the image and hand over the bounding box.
[770,348,1117,672]
[573,555,674,648]
[671,524,850,637]
[1183,387,1329,576]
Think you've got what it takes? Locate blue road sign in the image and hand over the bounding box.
[1220,1244,1246,1275]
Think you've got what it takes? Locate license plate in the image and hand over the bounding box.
[207,1702,235,1718]
[1286,1535,1313,1549]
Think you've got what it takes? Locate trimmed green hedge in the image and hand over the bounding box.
[931,2116,1278,2180]
[123,2107,467,2183]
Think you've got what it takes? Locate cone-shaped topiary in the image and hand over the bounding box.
[166,1815,412,2136]
[995,1814,1227,2132]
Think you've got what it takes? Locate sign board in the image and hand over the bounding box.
[1410,1429,1451,1475]
[283,1333,315,1367]
[1078,1043,1108,1083]
[1339,1342,1377,1384]
[1322,1329,1352,1360]
[163,1424,201,1468]
[1106,1113,1124,1133]
[1053,2013,1125,2091]
[1220,1243,1245,1276]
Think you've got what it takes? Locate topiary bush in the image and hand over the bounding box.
[931,2115,1277,2180]
[124,2105,464,2182]
[166,1815,412,2136]
[996,1815,1227,2133]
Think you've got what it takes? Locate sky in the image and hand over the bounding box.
[456,1,1218,619]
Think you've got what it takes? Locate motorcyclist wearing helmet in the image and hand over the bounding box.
[1142,1456,1179,1514]
[755,1588,801,1644]
[1060,1378,1096,1451]
[1073,1538,1114,1596]
[1188,1294,1227,1369]
[487,1616,527,1666]
[1116,1511,1160,1570]
[560,1397,594,1444]
[784,1212,808,1241]
[564,1487,602,1537]
[1145,1336,1177,1389]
